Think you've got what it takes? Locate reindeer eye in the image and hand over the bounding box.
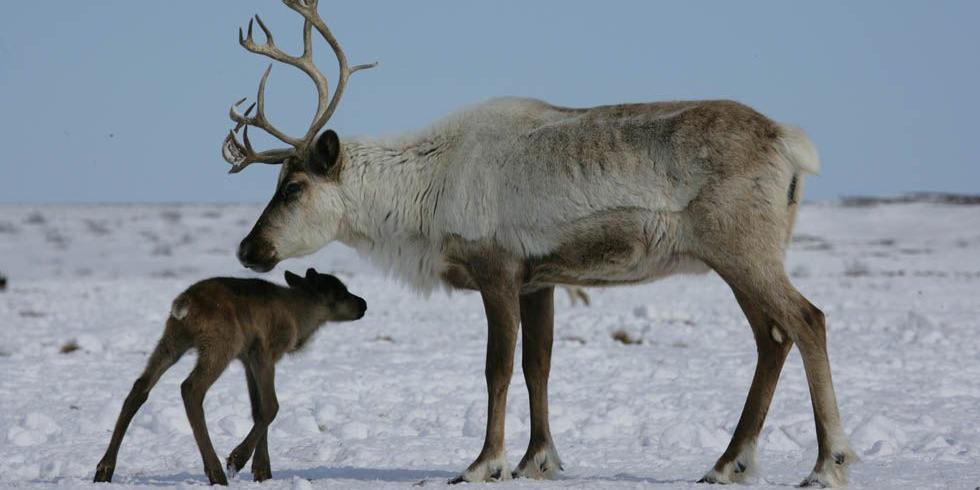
[282,182,302,201]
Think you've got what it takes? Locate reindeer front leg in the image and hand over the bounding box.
[450,266,521,484]
[514,286,563,479]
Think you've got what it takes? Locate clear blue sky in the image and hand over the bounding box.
[1,1,977,203]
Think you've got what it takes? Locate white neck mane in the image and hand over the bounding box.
[337,132,456,294]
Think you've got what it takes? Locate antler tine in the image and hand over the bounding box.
[251,64,300,145]
[222,126,295,173]
[231,50,304,149]
[351,62,380,74]
[229,97,257,133]
[282,0,377,145]
[253,15,275,46]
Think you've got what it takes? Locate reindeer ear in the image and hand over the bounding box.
[284,270,306,289]
[309,130,340,177]
[305,268,318,281]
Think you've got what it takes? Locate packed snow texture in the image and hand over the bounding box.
[0,202,978,489]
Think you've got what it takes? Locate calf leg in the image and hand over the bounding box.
[94,332,187,482]
[226,354,278,481]
[513,287,563,479]
[700,290,792,484]
[249,357,278,481]
[250,424,273,482]
[225,361,263,477]
[450,277,521,483]
[181,350,233,486]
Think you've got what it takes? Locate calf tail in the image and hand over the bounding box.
[170,294,191,321]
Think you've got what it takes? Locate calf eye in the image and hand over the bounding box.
[282,182,302,201]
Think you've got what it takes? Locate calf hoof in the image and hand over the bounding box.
[226,448,251,477]
[253,466,272,482]
[449,453,510,484]
[93,463,115,483]
[206,467,229,486]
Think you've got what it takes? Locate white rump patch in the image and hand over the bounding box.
[776,124,821,175]
[170,297,190,320]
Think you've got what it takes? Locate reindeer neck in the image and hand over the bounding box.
[338,136,450,246]
[335,136,456,293]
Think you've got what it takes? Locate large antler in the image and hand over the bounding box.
[221,0,376,173]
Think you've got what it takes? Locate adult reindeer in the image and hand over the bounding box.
[221,1,854,486]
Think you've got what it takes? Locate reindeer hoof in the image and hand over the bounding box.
[799,465,848,488]
[700,445,756,485]
[513,444,563,480]
[697,472,730,484]
[799,475,828,488]
[799,446,856,488]
[699,461,751,485]
[449,453,510,484]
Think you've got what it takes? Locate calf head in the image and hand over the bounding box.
[284,267,367,321]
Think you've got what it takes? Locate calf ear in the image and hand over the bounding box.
[309,130,340,177]
[284,270,306,289]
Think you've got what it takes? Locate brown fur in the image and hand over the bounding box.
[93,269,366,485]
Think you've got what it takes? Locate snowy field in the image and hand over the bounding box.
[1,201,978,489]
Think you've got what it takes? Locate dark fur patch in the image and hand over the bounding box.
[440,264,479,290]
[788,174,799,205]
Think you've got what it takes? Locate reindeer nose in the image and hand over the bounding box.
[238,237,277,272]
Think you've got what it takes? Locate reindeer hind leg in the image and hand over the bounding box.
[700,289,792,484]
[712,259,853,487]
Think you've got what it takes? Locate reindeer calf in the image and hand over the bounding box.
[94,268,366,485]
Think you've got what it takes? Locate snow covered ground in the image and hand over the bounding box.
[0,201,978,489]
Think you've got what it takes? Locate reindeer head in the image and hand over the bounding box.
[221,0,375,272]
